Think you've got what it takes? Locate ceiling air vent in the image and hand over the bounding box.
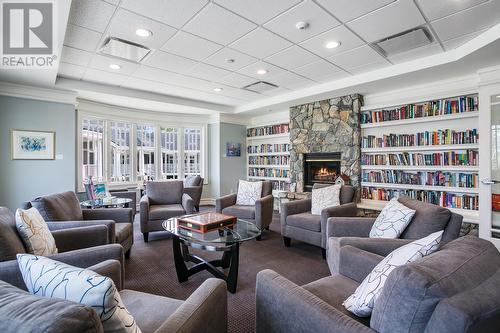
[100,37,151,62]
[243,81,278,93]
[374,27,433,56]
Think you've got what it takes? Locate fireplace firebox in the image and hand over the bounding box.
[303,152,341,191]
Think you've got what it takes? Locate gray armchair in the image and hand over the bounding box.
[22,191,134,258]
[216,181,274,239]
[280,184,357,258]
[140,180,194,242]
[256,236,500,333]
[326,196,463,273]
[183,175,204,212]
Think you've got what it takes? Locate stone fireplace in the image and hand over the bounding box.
[289,94,362,192]
[303,152,341,191]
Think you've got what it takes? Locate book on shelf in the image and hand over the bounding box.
[362,170,478,188]
[248,167,289,178]
[247,143,290,154]
[361,150,478,167]
[247,123,289,137]
[361,129,478,148]
[248,155,289,166]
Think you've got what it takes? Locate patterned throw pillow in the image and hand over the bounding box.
[343,230,443,317]
[15,207,57,256]
[369,198,416,238]
[311,184,341,215]
[17,254,142,333]
[236,180,263,205]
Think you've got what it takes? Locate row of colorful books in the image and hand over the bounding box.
[247,144,290,154]
[362,170,478,188]
[247,123,289,137]
[361,129,478,148]
[248,155,289,165]
[361,150,478,166]
[248,167,289,178]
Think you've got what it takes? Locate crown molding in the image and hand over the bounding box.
[0,81,77,105]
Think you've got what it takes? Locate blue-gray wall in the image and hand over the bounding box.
[0,95,76,210]
[219,122,246,196]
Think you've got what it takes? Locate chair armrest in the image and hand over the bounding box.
[338,245,384,283]
[51,225,109,252]
[139,195,150,226]
[82,207,133,224]
[320,203,358,248]
[157,278,227,333]
[87,259,123,291]
[182,193,195,214]
[46,220,116,244]
[216,193,237,212]
[255,269,374,333]
[280,198,311,228]
[326,217,376,239]
[255,194,274,229]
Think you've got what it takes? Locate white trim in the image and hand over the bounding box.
[0,81,77,105]
[361,182,479,194]
[361,144,479,153]
[361,165,478,171]
[200,198,216,206]
[247,110,289,127]
[360,111,479,128]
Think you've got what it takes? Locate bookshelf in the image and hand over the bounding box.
[360,94,480,224]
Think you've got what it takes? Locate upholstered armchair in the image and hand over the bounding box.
[280,184,357,258]
[22,191,134,258]
[216,181,274,239]
[140,180,194,242]
[109,188,138,214]
[183,175,204,212]
[325,196,463,273]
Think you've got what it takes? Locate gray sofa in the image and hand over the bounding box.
[216,181,274,239]
[22,191,134,258]
[140,180,194,242]
[280,184,357,257]
[256,236,500,333]
[183,175,204,212]
[326,196,463,273]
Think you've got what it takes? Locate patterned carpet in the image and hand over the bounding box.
[124,207,330,333]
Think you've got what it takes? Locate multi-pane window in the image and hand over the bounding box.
[82,118,104,182]
[161,127,178,179]
[136,124,156,180]
[184,128,201,177]
[110,122,131,182]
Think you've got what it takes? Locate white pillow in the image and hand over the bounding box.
[311,184,341,215]
[17,254,141,333]
[15,207,57,256]
[343,230,443,317]
[369,198,416,238]
[236,180,263,205]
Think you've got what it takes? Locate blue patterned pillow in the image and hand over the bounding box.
[369,198,416,238]
[17,254,141,333]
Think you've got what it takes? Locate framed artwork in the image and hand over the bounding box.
[226,142,241,157]
[11,129,55,160]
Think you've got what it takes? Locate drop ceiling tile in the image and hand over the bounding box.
[161,31,222,61]
[215,73,256,88]
[68,0,115,32]
[214,0,301,24]
[229,28,292,59]
[265,46,320,70]
[133,66,215,91]
[213,85,262,100]
[89,54,141,75]
[58,62,86,80]
[184,63,232,81]
[261,86,290,96]
[104,0,119,5]
[416,0,488,21]
[143,51,198,73]
[315,0,396,22]
[348,60,390,74]
[299,25,364,58]
[442,29,485,50]
[120,0,208,29]
[293,59,350,82]
[267,71,316,90]
[431,0,500,41]
[106,9,177,49]
[61,46,93,66]
[64,24,102,52]
[183,3,257,45]
[388,43,443,64]
[203,48,257,71]
[328,45,388,70]
[83,68,129,86]
[347,0,425,42]
[264,1,340,43]
[237,61,288,79]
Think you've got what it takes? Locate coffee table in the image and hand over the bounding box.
[80,197,132,208]
[162,216,261,293]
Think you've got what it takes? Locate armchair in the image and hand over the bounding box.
[280,184,357,258]
[216,181,273,239]
[22,191,134,258]
[183,175,204,212]
[326,196,463,273]
[140,180,194,242]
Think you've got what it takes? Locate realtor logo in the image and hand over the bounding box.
[1,0,56,68]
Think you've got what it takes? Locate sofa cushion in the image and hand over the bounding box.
[371,236,500,333]
[0,207,26,261]
[184,175,201,187]
[286,212,321,232]
[222,205,256,220]
[15,208,57,256]
[147,181,183,205]
[311,184,340,215]
[0,280,102,333]
[149,204,186,221]
[115,223,133,244]
[369,198,415,239]
[398,196,451,239]
[236,180,263,206]
[121,289,182,333]
[30,191,83,221]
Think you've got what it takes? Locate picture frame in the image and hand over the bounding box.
[11,129,55,160]
[226,142,241,157]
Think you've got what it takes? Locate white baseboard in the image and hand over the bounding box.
[200,198,215,206]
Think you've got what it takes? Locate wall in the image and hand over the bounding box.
[0,95,76,210]
[219,122,247,195]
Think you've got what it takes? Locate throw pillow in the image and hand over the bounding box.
[343,230,444,317]
[369,198,416,238]
[311,184,341,215]
[15,207,57,256]
[236,180,263,205]
[17,254,141,333]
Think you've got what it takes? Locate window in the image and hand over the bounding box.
[184,128,201,177]
[161,127,179,179]
[110,122,131,182]
[81,118,104,182]
[136,124,156,180]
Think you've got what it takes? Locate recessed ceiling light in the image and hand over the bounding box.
[256,69,267,75]
[325,41,341,49]
[109,64,121,70]
[135,28,153,37]
[213,87,223,92]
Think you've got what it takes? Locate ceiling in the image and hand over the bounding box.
[55,0,500,110]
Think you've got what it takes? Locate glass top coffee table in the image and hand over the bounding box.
[80,198,132,208]
[163,216,261,293]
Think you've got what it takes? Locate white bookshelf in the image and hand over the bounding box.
[361,165,478,171]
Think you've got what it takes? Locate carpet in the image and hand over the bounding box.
[124,207,330,333]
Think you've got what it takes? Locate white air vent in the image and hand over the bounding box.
[374,27,433,56]
[243,81,278,93]
[100,37,151,62]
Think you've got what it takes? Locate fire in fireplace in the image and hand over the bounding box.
[303,152,341,191]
